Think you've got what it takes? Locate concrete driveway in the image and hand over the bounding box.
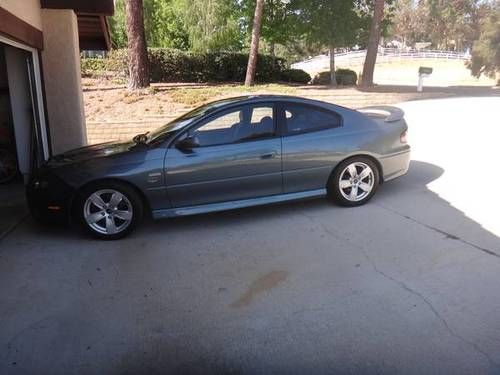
[1,96,499,374]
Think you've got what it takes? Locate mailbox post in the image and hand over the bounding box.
[417,66,433,92]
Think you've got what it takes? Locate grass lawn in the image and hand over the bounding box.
[165,83,297,105]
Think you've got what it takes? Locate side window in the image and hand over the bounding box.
[192,105,275,146]
[284,104,341,134]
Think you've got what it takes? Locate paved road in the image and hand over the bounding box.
[1,96,499,374]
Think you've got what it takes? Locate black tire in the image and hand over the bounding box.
[75,181,144,240]
[327,156,380,207]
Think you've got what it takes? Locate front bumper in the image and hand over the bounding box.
[26,171,76,224]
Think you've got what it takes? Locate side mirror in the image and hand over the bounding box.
[176,135,200,151]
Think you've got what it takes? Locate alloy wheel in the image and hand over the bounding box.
[338,162,375,202]
[83,189,133,235]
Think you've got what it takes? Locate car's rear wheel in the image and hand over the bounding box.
[76,182,143,240]
[328,157,380,206]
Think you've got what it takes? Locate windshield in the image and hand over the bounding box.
[145,96,249,143]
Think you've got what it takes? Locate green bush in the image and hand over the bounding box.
[311,71,331,85]
[280,69,311,84]
[80,58,107,76]
[85,48,288,83]
[312,69,358,86]
[336,69,357,85]
[106,49,128,74]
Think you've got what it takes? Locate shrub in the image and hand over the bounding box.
[280,69,311,84]
[106,49,128,75]
[80,58,107,76]
[312,69,358,86]
[86,48,288,83]
[311,71,331,85]
[336,69,357,85]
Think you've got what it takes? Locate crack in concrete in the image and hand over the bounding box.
[359,247,500,370]
[4,316,53,361]
[298,210,500,370]
[375,203,500,258]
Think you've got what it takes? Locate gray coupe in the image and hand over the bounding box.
[27,95,410,239]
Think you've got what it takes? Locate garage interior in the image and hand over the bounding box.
[0,42,40,236]
[0,2,114,238]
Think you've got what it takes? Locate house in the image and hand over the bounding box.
[0,0,114,184]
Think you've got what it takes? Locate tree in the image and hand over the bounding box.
[179,0,243,52]
[389,0,427,47]
[361,0,384,87]
[245,0,265,86]
[125,0,150,89]
[144,0,190,50]
[109,0,127,48]
[468,5,500,82]
[110,0,189,49]
[291,0,363,86]
[242,0,297,59]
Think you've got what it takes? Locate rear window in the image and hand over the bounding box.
[284,104,341,134]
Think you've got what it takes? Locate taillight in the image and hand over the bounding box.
[400,130,408,144]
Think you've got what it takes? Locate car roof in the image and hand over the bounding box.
[206,94,347,111]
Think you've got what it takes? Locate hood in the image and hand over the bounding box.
[47,140,137,166]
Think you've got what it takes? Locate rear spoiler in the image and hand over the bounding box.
[358,106,405,123]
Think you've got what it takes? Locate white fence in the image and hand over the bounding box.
[291,48,471,72]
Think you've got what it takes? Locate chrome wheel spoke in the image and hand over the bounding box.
[87,211,105,224]
[109,192,123,209]
[90,193,106,209]
[359,167,371,180]
[348,164,357,177]
[105,216,117,234]
[358,182,372,192]
[114,210,132,220]
[339,180,352,189]
[349,185,359,200]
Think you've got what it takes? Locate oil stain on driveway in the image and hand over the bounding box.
[230,270,288,308]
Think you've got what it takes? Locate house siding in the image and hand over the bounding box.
[0,0,43,31]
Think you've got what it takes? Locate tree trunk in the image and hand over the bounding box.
[361,0,384,88]
[329,45,337,87]
[125,0,149,90]
[245,0,265,86]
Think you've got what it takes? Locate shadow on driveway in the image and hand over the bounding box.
[1,160,500,374]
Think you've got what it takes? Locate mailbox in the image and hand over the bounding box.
[417,66,433,92]
[419,67,433,75]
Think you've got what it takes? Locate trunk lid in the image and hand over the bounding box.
[358,106,405,123]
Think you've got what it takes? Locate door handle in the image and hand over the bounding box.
[260,152,277,159]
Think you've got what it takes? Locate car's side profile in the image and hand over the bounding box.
[27,95,410,239]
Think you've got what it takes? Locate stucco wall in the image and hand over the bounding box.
[0,0,43,30]
[41,9,87,154]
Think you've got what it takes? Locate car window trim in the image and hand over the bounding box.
[278,102,343,137]
[172,102,279,148]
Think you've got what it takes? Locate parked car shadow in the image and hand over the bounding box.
[140,159,500,257]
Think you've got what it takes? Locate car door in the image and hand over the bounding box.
[279,102,344,193]
[165,103,282,208]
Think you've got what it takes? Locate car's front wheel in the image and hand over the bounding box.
[76,182,143,240]
[328,157,380,206]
